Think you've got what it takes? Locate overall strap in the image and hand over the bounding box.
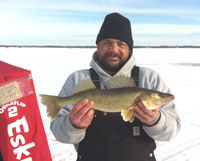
[89,66,139,88]
[89,68,101,89]
[131,66,139,86]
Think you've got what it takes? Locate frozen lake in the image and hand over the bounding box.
[1,47,200,161]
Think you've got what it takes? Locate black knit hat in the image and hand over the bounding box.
[96,13,133,51]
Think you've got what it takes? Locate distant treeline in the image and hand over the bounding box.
[0,45,200,48]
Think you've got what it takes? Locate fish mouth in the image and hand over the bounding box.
[168,94,175,101]
[162,94,175,103]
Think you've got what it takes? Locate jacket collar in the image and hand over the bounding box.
[90,51,137,83]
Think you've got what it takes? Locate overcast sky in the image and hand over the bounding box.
[0,0,199,46]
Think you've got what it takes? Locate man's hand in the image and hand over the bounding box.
[69,99,95,129]
[133,100,160,126]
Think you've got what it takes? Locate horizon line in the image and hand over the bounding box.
[0,45,200,49]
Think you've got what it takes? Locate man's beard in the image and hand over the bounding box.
[98,52,130,73]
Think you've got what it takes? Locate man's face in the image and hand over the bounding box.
[97,38,131,73]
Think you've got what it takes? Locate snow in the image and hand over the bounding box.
[1,47,200,161]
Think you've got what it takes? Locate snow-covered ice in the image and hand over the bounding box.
[1,47,200,161]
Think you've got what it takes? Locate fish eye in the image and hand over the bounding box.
[159,93,168,99]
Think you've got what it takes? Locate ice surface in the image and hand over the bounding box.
[1,47,200,161]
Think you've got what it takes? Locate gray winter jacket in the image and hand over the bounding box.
[50,51,181,150]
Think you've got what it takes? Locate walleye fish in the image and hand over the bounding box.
[40,76,174,123]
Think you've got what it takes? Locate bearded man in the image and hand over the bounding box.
[50,13,181,161]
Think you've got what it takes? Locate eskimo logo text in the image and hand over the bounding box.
[6,102,36,160]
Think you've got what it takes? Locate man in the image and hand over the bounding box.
[50,13,181,161]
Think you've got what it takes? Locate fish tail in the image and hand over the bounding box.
[40,94,62,120]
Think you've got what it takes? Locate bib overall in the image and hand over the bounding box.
[77,67,156,161]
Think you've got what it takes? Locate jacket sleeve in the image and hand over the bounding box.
[50,71,88,144]
[140,67,181,141]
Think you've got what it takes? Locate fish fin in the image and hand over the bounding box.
[104,75,136,89]
[121,108,135,123]
[72,78,96,94]
[40,94,62,120]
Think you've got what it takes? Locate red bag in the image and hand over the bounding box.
[0,61,52,161]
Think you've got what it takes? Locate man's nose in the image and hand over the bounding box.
[109,42,119,53]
